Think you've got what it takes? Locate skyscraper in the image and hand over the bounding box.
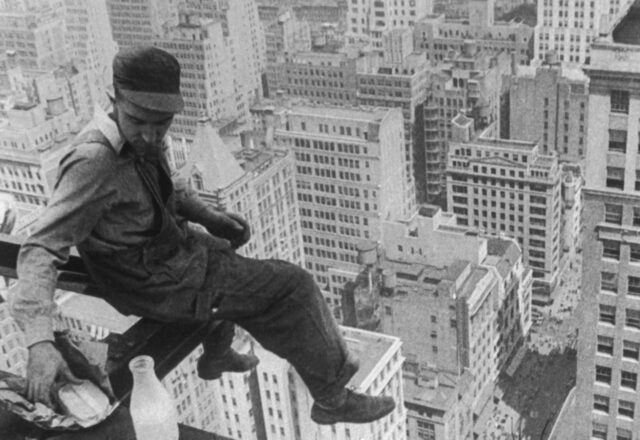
[0,0,67,70]
[105,0,177,49]
[533,0,634,65]
[419,43,511,206]
[255,326,407,440]
[153,18,237,140]
[509,56,589,161]
[575,4,640,439]
[272,102,413,309]
[346,0,433,48]
[446,117,563,296]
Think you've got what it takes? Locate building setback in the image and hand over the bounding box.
[575,4,640,439]
[419,43,511,206]
[446,116,562,294]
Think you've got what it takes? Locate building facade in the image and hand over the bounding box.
[509,57,589,161]
[575,9,640,439]
[273,103,413,302]
[263,9,311,66]
[105,0,177,49]
[446,117,562,293]
[153,19,237,140]
[420,45,511,205]
[413,11,534,66]
[533,0,633,65]
[346,0,433,48]
[0,0,67,70]
[255,326,407,440]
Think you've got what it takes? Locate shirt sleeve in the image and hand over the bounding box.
[172,175,220,228]
[10,145,115,347]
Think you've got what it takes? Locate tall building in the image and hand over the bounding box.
[446,116,563,294]
[0,99,82,216]
[413,10,534,66]
[178,118,303,265]
[575,4,640,439]
[533,0,634,65]
[266,49,364,104]
[153,18,237,140]
[509,55,589,161]
[0,0,67,70]
[342,206,532,439]
[272,103,413,303]
[105,0,177,49]
[254,326,407,440]
[419,44,511,205]
[180,0,266,123]
[263,9,311,66]
[346,0,433,48]
[63,0,118,91]
[357,28,426,214]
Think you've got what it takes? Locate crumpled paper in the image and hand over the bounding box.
[0,331,120,431]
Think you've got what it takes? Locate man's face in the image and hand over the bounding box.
[113,96,175,154]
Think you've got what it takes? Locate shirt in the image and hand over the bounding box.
[10,107,221,347]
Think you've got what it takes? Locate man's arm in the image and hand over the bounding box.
[173,176,250,248]
[10,146,114,346]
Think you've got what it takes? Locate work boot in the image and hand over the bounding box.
[197,349,259,380]
[310,389,396,425]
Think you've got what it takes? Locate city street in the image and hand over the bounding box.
[481,253,582,439]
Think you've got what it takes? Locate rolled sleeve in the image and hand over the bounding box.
[11,145,115,346]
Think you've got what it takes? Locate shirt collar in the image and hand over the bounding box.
[92,104,126,154]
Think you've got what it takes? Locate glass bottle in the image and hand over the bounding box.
[129,355,179,440]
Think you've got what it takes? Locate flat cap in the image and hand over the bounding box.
[112,46,184,113]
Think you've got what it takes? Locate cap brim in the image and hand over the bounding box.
[118,89,184,113]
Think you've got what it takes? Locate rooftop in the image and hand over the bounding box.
[281,102,393,123]
[342,327,400,388]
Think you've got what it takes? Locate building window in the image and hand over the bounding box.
[599,304,616,325]
[623,340,640,360]
[626,308,640,330]
[604,204,623,224]
[593,394,610,413]
[617,428,633,440]
[634,207,640,227]
[606,167,625,190]
[602,240,621,260]
[592,422,607,439]
[631,245,640,262]
[416,420,435,440]
[597,335,614,356]
[618,400,635,418]
[611,89,630,114]
[629,276,640,296]
[609,129,627,153]
[595,365,612,384]
[601,271,618,293]
[621,370,637,389]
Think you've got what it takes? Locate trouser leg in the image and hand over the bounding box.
[209,251,357,402]
[201,319,235,357]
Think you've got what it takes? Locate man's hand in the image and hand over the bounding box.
[27,341,81,408]
[207,211,251,249]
